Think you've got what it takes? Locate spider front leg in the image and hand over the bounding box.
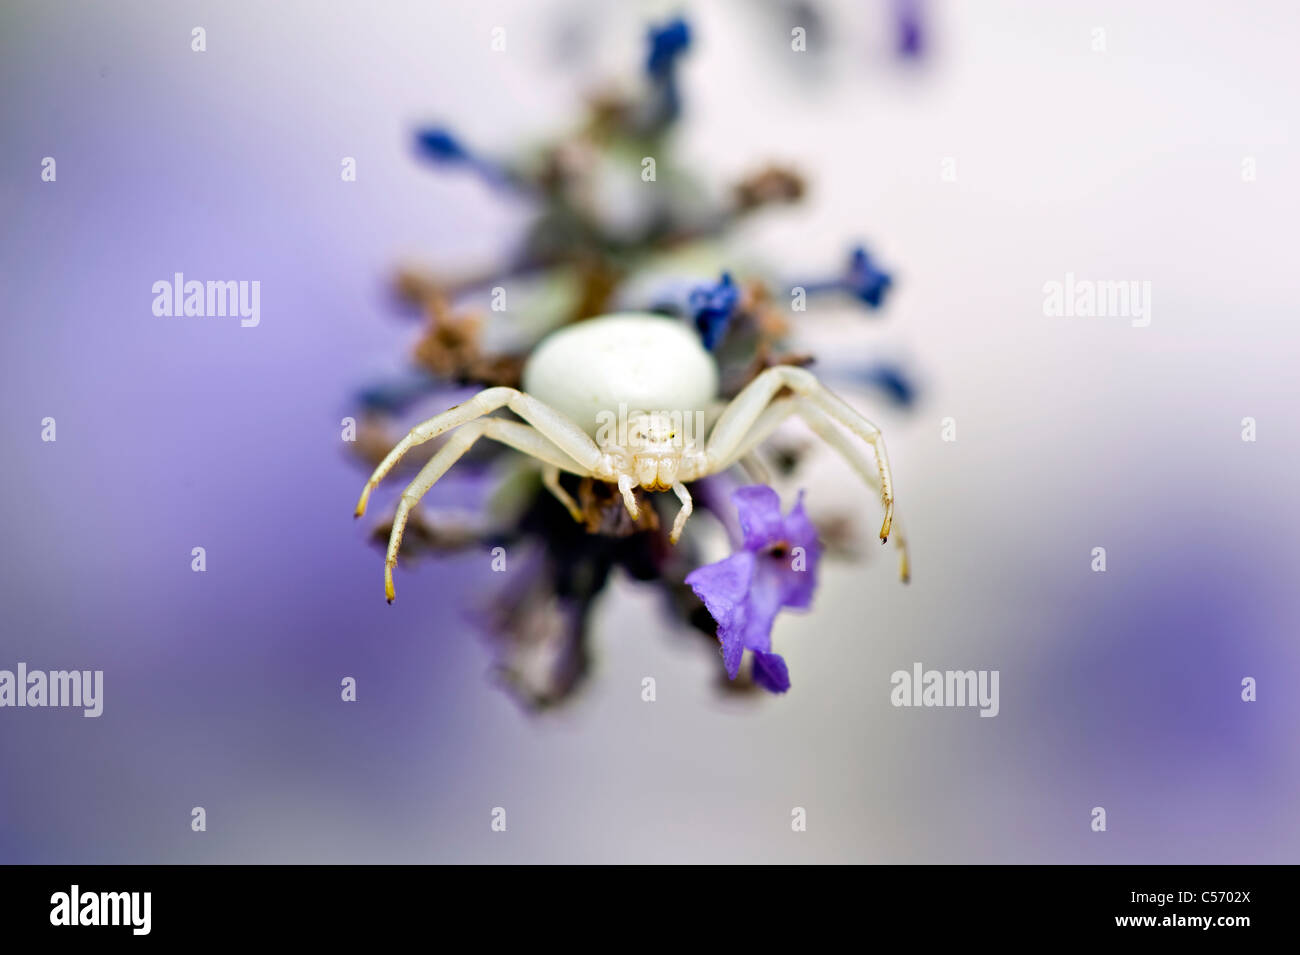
[612,477,692,543]
[542,465,584,523]
[735,452,773,486]
[669,482,693,544]
[723,396,910,582]
[355,385,604,518]
[705,366,895,542]
[380,416,592,602]
[617,474,640,521]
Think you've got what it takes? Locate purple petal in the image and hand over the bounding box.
[738,565,784,655]
[732,485,784,550]
[686,551,755,679]
[685,551,754,624]
[719,630,745,679]
[756,556,817,613]
[782,490,820,555]
[751,651,791,694]
[775,490,821,609]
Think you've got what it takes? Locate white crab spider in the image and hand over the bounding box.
[355,313,898,601]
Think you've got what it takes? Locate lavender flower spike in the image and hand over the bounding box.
[685,486,822,693]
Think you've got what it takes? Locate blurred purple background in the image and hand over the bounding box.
[1,0,1298,862]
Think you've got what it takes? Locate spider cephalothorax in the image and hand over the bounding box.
[356,313,897,601]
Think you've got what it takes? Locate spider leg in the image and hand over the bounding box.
[617,474,639,520]
[736,452,773,486]
[705,366,895,542]
[722,396,909,582]
[669,482,693,544]
[356,386,604,518]
[541,465,584,523]
[382,417,592,602]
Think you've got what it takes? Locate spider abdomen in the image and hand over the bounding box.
[522,313,718,437]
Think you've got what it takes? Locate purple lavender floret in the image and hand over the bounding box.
[894,0,926,60]
[414,126,516,191]
[415,127,470,162]
[843,246,893,307]
[646,17,691,79]
[685,485,822,693]
[688,272,740,350]
[641,17,692,129]
[800,245,893,310]
[857,362,915,406]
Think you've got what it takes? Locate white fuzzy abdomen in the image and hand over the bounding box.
[522,313,719,436]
